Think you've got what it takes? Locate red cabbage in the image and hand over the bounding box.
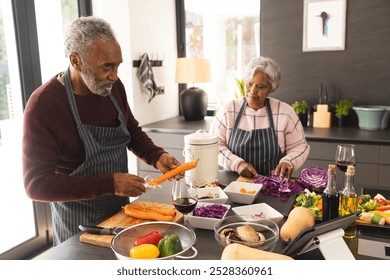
[192,204,228,219]
[299,167,328,190]
[253,171,304,202]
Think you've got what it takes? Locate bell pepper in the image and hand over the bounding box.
[157,233,183,257]
[130,243,160,259]
[134,230,164,247]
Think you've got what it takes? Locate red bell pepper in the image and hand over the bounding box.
[134,231,164,247]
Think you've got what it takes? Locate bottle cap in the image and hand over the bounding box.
[328,164,336,173]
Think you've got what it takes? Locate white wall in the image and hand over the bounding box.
[92,0,179,174]
[92,0,179,126]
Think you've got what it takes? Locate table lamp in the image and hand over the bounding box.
[175,58,211,121]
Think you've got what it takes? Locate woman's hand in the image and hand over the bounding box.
[238,161,259,178]
[274,162,293,179]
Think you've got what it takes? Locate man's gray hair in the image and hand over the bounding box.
[243,56,281,92]
[64,16,117,58]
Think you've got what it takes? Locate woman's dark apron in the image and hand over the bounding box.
[227,98,282,176]
[50,69,130,245]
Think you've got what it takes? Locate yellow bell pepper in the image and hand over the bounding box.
[130,243,160,259]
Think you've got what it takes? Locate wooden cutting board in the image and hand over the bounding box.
[236,176,254,183]
[79,200,183,248]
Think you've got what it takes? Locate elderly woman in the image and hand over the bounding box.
[211,56,310,179]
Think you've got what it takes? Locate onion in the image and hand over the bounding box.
[299,167,328,190]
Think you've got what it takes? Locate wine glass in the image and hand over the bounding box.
[335,144,356,172]
[172,177,198,232]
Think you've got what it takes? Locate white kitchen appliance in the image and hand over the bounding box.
[184,130,218,186]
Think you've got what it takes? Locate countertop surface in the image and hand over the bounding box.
[34,171,387,260]
[142,116,390,145]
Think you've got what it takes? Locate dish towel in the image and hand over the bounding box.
[136,53,164,103]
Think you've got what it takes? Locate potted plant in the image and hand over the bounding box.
[234,78,245,98]
[292,100,309,126]
[332,99,354,127]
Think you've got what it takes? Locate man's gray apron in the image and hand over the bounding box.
[227,98,282,176]
[50,69,130,245]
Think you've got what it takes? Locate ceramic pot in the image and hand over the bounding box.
[180,87,208,121]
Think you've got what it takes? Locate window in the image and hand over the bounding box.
[0,0,90,260]
[177,0,260,111]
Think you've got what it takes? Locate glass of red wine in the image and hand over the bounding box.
[172,177,198,232]
[335,144,356,172]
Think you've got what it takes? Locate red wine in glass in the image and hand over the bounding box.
[173,197,197,213]
[336,161,356,172]
[335,144,356,172]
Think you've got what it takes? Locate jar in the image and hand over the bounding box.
[183,130,218,186]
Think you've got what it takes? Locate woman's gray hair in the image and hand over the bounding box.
[64,16,117,58]
[243,56,281,91]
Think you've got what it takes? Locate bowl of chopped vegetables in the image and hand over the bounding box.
[187,202,231,230]
[224,181,262,204]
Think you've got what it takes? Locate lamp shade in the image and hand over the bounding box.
[175,58,211,83]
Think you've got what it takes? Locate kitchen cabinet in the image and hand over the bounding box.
[140,117,390,190]
[294,141,386,188]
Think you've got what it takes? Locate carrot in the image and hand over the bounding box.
[375,205,390,211]
[356,219,370,224]
[124,204,175,222]
[125,203,176,217]
[148,160,199,187]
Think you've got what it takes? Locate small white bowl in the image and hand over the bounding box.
[187,202,231,230]
[224,181,262,204]
[232,203,283,224]
[197,187,228,204]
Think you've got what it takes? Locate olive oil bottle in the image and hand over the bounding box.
[340,165,358,238]
[322,164,339,222]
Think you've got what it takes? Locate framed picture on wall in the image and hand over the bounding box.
[303,0,347,52]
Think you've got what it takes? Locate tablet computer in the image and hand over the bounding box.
[281,212,359,258]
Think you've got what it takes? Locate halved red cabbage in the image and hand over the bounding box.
[299,167,328,189]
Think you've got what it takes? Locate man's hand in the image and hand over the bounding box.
[113,173,146,197]
[156,153,181,175]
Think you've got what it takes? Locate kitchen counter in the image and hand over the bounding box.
[33,171,386,260]
[141,116,390,145]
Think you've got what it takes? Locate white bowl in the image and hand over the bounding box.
[187,202,231,230]
[197,187,228,204]
[232,203,283,224]
[224,181,262,204]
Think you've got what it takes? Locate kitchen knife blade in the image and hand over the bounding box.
[78,225,127,235]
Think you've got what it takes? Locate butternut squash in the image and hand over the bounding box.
[221,243,293,260]
[280,206,315,244]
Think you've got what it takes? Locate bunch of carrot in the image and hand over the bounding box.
[124,202,177,222]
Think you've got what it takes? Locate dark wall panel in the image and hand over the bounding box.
[261,0,390,121]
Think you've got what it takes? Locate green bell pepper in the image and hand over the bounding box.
[157,233,183,257]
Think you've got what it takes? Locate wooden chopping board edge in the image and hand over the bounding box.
[79,200,183,248]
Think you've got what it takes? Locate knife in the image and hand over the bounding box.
[79,225,127,235]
